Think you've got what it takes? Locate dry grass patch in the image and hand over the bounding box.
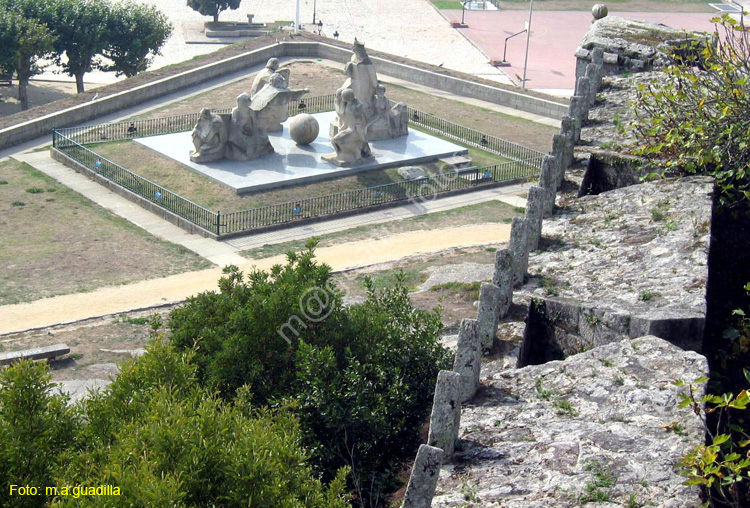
[0,159,212,305]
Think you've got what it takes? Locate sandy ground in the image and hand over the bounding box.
[0,222,510,335]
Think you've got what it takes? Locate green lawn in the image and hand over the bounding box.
[0,159,212,305]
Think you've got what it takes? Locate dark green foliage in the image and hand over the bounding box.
[51,0,112,93]
[634,15,750,208]
[169,241,451,505]
[187,0,242,24]
[0,344,349,507]
[0,361,77,508]
[0,7,56,110]
[56,341,349,507]
[103,1,172,77]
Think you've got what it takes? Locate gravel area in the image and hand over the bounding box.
[417,261,494,291]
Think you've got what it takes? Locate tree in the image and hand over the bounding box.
[0,343,349,507]
[102,1,172,77]
[169,242,451,506]
[187,0,242,24]
[52,0,111,93]
[0,360,77,508]
[633,15,750,208]
[0,12,56,110]
[55,341,350,508]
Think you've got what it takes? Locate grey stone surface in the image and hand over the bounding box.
[398,166,429,181]
[477,282,503,352]
[551,134,568,188]
[574,76,591,108]
[453,319,482,403]
[56,379,112,405]
[567,96,586,143]
[288,113,320,145]
[516,177,712,357]
[508,217,529,289]
[427,370,462,459]
[491,248,514,315]
[525,177,711,315]
[538,155,557,217]
[432,336,706,507]
[402,444,444,508]
[559,116,576,170]
[330,40,408,142]
[524,186,545,252]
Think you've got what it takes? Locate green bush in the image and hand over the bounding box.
[169,241,451,506]
[634,15,750,208]
[0,360,77,508]
[0,343,349,507]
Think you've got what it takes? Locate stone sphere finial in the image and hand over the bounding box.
[592,4,608,20]
[289,113,319,145]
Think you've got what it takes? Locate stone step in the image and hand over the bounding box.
[439,155,473,169]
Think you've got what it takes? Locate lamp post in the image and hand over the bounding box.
[294,0,300,34]
[521,0,534,88]
[313,0,317,24]
[461,1,468,25]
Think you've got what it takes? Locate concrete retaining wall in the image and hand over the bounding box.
[2,41,567,150]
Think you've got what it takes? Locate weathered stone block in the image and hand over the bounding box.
[477,282,502,351]
[508,217,530,288]
[452,319,481,403]
[538,155,557,217]
[427,370,461,459]
[551,134,569,187]
[567,96,586,143]
[575,75,592,107]
[402,444,444,508]
[525,186,545,252]
[491,248,514,312]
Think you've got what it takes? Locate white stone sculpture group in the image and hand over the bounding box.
[190,58,307,163]
[190,40,408,166]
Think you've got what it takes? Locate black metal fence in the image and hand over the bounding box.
[407,106,542,162]
[220,158,540,235]
[52,96,543,237]
[53,130,219,233]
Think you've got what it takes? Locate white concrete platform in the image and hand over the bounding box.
[134,111,467,194]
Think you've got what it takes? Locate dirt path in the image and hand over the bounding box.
[1,223,510,335]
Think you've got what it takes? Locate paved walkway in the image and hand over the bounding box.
[444,9,722,93]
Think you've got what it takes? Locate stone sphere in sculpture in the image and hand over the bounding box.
[592,4,608,20]
[289,113,320,145]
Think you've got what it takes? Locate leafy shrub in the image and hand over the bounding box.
[26,187,44,194]
[0,360,77,508]
[0,344,349,507]
[169,241,451,506]
[633,15,750,208]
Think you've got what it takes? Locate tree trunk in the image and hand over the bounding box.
[75,73,85,93]
[17,77,29,110]
[213,12,219,23]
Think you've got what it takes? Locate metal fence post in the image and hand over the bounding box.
[216,210,221,237]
